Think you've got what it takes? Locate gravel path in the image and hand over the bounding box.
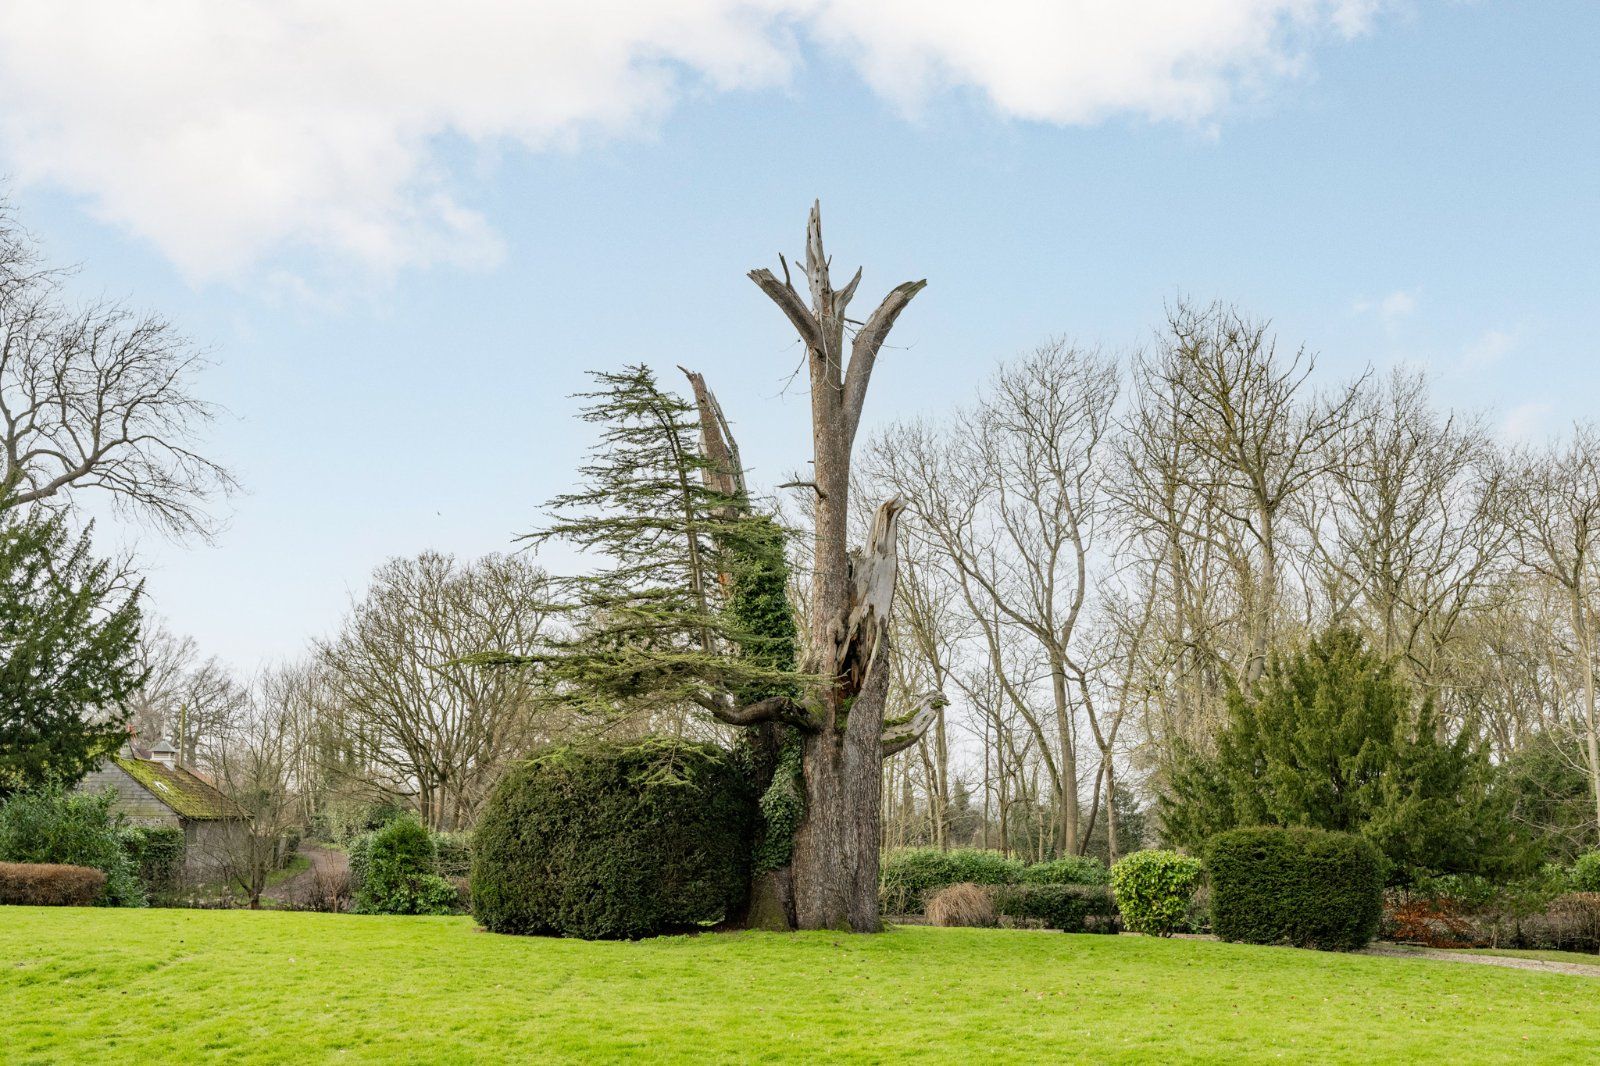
[260,845,348,903]
[1362,943,1600,978]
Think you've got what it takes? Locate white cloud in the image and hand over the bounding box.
[1461,328,1516,370]
[1500,400,1554,443]
[0,1,1382,279]
[1353,288,1416,326]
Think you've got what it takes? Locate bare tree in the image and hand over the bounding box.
[318,551,554,830]
[125,623,250,767]
[1504,426,1600,838]
[745,202,933,931]
[0,201,234,537]
[871,341,1117,855]
[203,669,307,909]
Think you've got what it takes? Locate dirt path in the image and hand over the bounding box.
[261,845,348,903]
[1362,943,1600,978]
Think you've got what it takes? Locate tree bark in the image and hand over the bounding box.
[750,203,926,930]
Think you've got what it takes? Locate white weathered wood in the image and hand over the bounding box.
[882,692,948,757]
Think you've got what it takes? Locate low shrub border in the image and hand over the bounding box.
[1206,826,1383,952]
[994,883,1117,933]
[0,861,106,906]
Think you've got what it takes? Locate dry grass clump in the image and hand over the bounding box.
[925,882,996,927]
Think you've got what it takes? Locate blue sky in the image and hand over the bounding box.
[1,1,1595,670]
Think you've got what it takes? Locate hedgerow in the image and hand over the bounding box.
[993,883,1118,932]
[1206,827,1384,951]
[0,788,143,906]
[1018,856,1109,886]
[0,861,106,905]
[880,848,1026,914]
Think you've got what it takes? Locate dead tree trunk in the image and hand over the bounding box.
[749,202,930,931]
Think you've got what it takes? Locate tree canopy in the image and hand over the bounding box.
[1161,626,1533,884]
[0,504,146,795]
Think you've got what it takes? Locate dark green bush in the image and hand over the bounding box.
[120,825,185,897]
[1207,827,1384,951]
[880,848,1025,914]
[0,788,143,906]
[353,817,457,915]
[472,737,754,939]
[1572,852,1600,893]
[994,883,1118,932]
[1018,856,1109,887]
[0,861,106,905]
[1109,850,1202,936]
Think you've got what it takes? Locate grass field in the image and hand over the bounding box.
[4,909,1598,1064]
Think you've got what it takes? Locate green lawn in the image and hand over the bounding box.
[3,909,1597,1064]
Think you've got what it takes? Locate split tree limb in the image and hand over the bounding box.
[882,692,948,758]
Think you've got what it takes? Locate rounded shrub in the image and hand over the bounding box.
[1571,851,1600,893]
[471,736,754,939]
[353,817,457,915]
[1206,826,1384,951]
[880,848,1025,915]
[1018,856,1109,887]
[994,883,1118,933]
[1109,850,1202,936]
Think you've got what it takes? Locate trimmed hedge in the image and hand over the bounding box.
[1206,827,1384,951]
[0,861,105,905]
[1110,850,1202,936]
[994,883,1118,933]
[353,818,457,915]
[0,789,143,906]
[880,849,1026,914]
[472,737,754,939]
[1018,856,1109,887]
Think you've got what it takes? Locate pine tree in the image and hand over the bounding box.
[0,505,146,795]
[476,365,803,720]
[1161,626,1531,884]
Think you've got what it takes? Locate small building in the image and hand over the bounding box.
[78,740,248,879]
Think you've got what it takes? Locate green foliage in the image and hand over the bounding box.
[752,731,804,874]
[471,737,754,939]
[0,506,145,796]
[120,824,185,897]
[1109,850,1202,936]
[1572,852,1600,893]
[1162,627,1530,886]
[1501,732,1595,865]
[353,817,457,916]
[0,861,106,905]
[1206,827,1384,951]
[879,848,1026,914]
[993,883,1118,932]
[510,367,802,716]
[0,788,143,905]
[1018,855,1109,886]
